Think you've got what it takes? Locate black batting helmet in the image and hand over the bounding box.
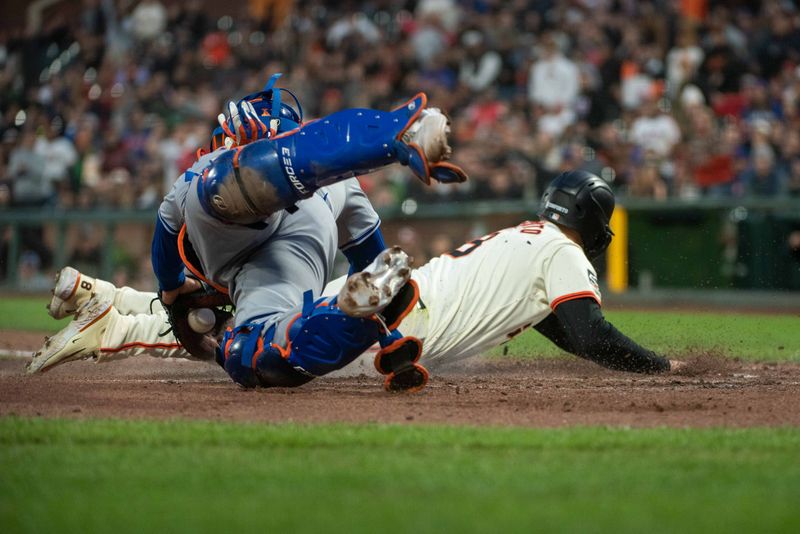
[538,170,615,259]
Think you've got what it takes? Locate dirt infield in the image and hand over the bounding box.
[2,329,799,427]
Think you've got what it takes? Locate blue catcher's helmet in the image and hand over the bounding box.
[243,72,304,132]
[210,73,303,151]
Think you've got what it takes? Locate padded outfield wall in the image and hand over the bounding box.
[1,198,799,295]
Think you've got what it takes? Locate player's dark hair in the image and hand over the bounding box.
[538,170,615,259]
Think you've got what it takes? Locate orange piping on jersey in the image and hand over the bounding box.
[66,273,81,300]
[177,224,229,294]
[80,306,112,332]
[386,279,420,331]
[100,342,182,353]
[550,291,601,311]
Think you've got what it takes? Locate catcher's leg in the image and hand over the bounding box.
[219,296,381,388]
[221,291,417,390]
[222,248,426,392]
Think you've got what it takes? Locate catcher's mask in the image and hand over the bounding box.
[538,170,615,259]
[242,72,303,132]
[210,72,304,151]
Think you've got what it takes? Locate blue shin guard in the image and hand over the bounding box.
[198,94,449,224]
[280,299,381,377]
[218,292,383,388]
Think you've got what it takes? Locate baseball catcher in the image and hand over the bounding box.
[27,74,468,394]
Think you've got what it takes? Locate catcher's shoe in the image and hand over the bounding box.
[374,336,428,393]
[28,294,113,374]
[337,246,413,318]
[47,266,106,319]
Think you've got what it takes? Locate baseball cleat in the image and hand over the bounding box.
[28,294,113,374]
[403,108,451,163]
[47,266,98,319]
[374,336,428,393]
[338,246,413,318]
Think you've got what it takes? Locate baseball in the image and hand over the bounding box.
[188,308,216,334]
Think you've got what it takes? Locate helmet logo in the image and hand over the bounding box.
[545,201,569,214]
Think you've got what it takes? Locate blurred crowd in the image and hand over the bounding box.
[2,0,800,213]
[1,0,800,283]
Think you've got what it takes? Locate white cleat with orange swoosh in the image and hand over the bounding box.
[28,294,113,374]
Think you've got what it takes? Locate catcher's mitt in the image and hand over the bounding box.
[160,285,234,361]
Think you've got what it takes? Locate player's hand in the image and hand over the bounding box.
[160,277,202,306]
[217,100,269,147]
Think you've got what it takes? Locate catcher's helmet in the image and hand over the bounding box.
[210,73,304,151]
[538,170,615,259]
[243,72,303,131]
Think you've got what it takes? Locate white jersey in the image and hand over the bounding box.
[327,221,601,365]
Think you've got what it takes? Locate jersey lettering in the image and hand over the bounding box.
[446,231,500,258]
[517,220,545,235]
[80,280,93,291]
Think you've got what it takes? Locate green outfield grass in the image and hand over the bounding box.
[497,309,800,361]
[0,297,71,332]
[1,297,798,360]
[1,417,799,534]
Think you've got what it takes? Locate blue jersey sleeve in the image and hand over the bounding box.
[151,213,186,291]
[342,225,386,273]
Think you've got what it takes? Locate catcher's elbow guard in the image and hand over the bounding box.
[198,93,467,225]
